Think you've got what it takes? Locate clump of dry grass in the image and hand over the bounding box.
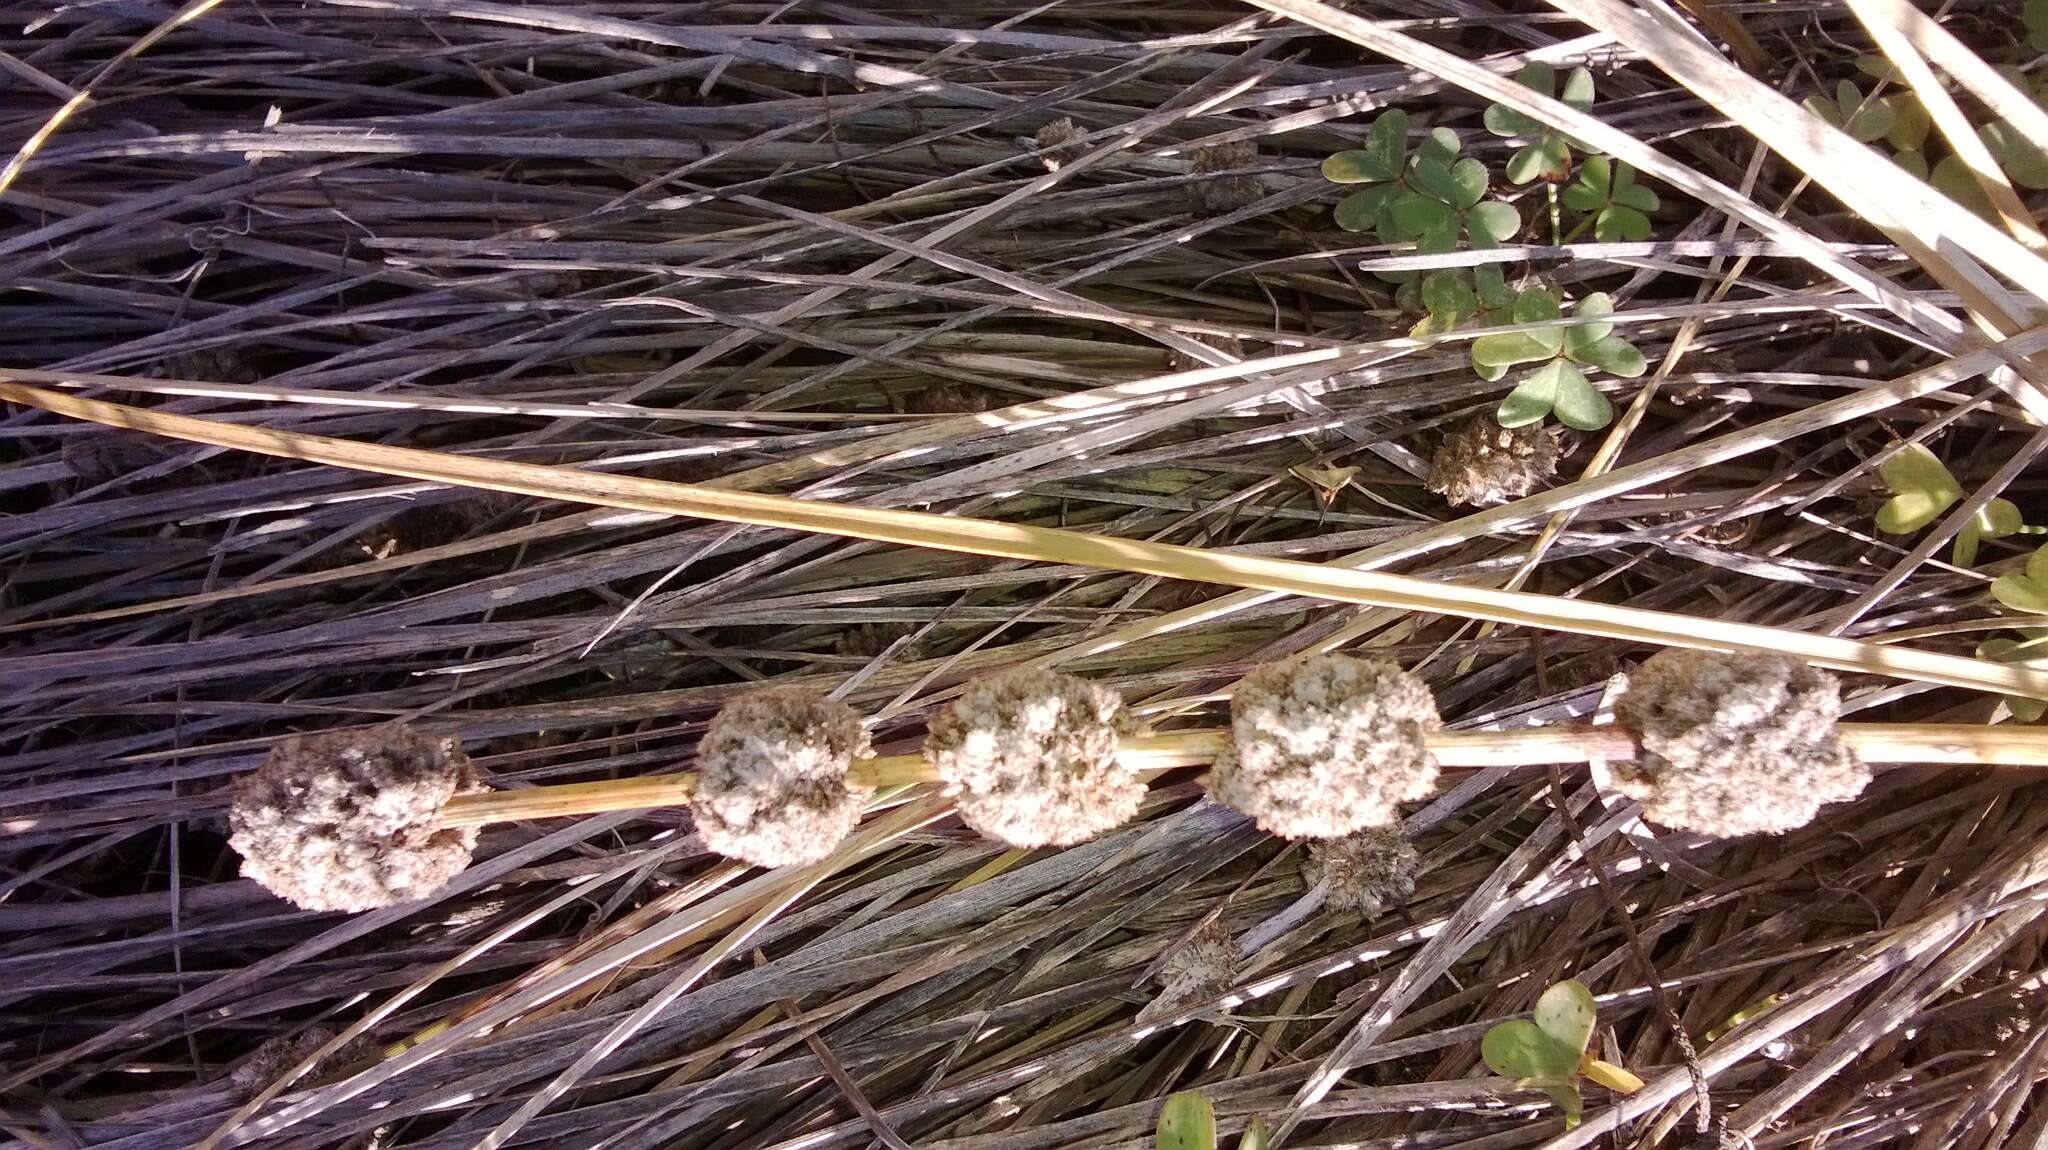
[2,3,2046,1150]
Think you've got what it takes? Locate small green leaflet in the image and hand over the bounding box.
[1562,157,1659,241]
[1157,1092,1217,1150]
[1872,441,2025,566]
[1481,981,1601,1130]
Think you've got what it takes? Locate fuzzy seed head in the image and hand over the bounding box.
[1614,649,1869,838]
[230,726,479,913]
[1186,140,1264,213]
[1138,920,1236,1022]
[925,667,1142,848]
[1212,655,1441,839]
[1033,117,1087,171]
[1305,826,1420,918]
[1426,417,1560,507]
[692,688,874,869]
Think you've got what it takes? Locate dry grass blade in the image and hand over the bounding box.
[5,7,2046,1150]
[6,378,2044,699]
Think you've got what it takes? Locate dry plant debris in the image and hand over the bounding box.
[3,3,2047,1149]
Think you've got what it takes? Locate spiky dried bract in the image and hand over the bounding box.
[1305,826,1421,918]
[693,688,874,868]
[226,1028,372,1099]
[1614,650,1869,838]
[230,726,480,912]
[925,667,1142,847]
[1213,655,1441,839]
[1427,417,1559,507]
[1187,140,1263,213]
[1033,117,1087,171]
[1138,920,1236,1022]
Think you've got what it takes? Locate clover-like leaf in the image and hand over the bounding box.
[1334,184,1394,233]
[2029,0,2048,53]
[1566,158,1658,241]
[1237,1117,1270,1150]
[1534,980,1598,1059]
[1468,200,1521,243]
[1157,1092,1217,1150]
[1543,1083,1586,1131]
[1421,270,1478,318]
[1931,155,1996,219]
[1979,636,2048,722]
[1323,110,1408,184]
[1985,121,2048,191]
[1448,158,1489,208]
[1892,149,1930,180]
[1993,545,2048,615]
[1482,1019,1580,1081]
[1884,93,1931,153]
[1498,359,1568,428]
[1561,155,1610,212]
[1383,191,1456,240]
[1570,335,1646,378]
[1472,332,1555,376]
[1507,135,1571,184]
[1550,362,1611,430]
[1560,67,1595,113]
[1420,126,1462,162]
[1474,261,1513,310]
[1805,80,1894,143]
[1564,291,1616,347]
[1993,572,2048,615]
[1874,442,1962,535]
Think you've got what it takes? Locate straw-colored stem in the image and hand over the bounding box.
[5,380,2045,701]
[434,722,2048,829]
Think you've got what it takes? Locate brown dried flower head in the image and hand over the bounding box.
[1033,117,1088,171]
[1305,826,1421,918]
[1211,655,1441,839]
[1186,140,1263,213]
[226,1028,373,1099]
[693,687,874,869]
[924,667,1142,847]
[1614,649,1869,838]
[1164,331,1246,374]
[1426,417,1560,507]
[1137,919,1237,1022]
[230,726,481,913]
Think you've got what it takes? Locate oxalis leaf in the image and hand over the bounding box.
[1874,442,1962,534]
[1157,1092,1217,1150]
[1534,980,1597,1058]
[1322,110,1407,184]
[1482,1019,1580,1081]
[1993,545,2048,615]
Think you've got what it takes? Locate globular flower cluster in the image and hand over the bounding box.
[1210,655,1441,840]
[1137,919,1237,1022]
[691,687,874,869]
[1426,416,1559,507]
[230,726,480,913]
[1186,140,1264,213]
[1033,117,1088,171]
[1613,649,1868,838]
[1304,826,1421,918]
[924,666,1143,848]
